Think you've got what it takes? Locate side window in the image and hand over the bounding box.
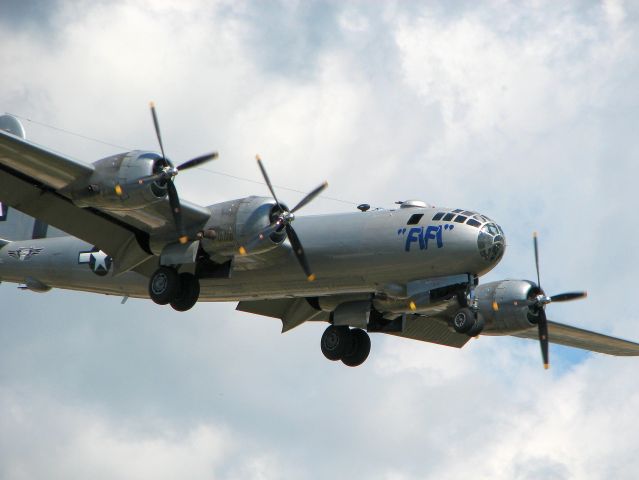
[407,214,423,225]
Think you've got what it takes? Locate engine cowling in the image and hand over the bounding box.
[68,150,168,210]
[475,280,541,333]
[199,196,287,257]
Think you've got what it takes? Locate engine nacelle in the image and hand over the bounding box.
[475,280,541,333]
[199,196,287,257]
[67,150,168,210]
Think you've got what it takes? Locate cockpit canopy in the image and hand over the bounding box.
[431,209,493,229]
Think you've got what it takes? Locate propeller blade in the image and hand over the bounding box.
[177,152,219,171]
[285,223,315,281]
[135,171,168,186]
[256,155,282,211]
[238,219,283,255]
[166,180,188,244]
[537,308,550,369]
[533,231,541,289]
[149,102,166,161]
[550,291,588,303]
[290,181,329,214]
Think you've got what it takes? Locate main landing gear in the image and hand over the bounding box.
[321,325,371,367]
[451,280,484,337]
[451,307,484,337]
[148,266,200,312]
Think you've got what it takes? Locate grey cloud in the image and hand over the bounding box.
[0,0,63,31]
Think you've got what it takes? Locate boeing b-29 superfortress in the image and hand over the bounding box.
[1,107,638,368]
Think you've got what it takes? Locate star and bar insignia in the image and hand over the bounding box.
[78,247,113,276]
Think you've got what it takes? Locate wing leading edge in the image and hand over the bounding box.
[0,126,212,274]
[514,320,639,356]
[0,129,94,189]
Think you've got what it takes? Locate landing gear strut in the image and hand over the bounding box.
[321,325,371,367]
[148,267,200,312]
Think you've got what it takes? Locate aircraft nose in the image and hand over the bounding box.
[477,221,506,263]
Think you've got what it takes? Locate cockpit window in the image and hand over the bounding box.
[478,223,505,262]
[442,213,455,221]
[452,208,464,213]
[407,213,423,225]
[467,218,481,228]
[462,210,474,216]
[485,223,500,235]
[432,212,445,221]
[454,215,467,223]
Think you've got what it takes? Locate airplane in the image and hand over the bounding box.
[1,106,638,369]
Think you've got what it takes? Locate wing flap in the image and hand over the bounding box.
[237,298,329,332]
[390,314,471,349]
[514,320,639,356]
[0,130,93,189]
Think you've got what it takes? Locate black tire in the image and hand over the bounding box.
[466,313,485,337]
[170,273,200,312]
[321,325,350,361]
[452,308,475,334]
[148,267,179,305]
[342,329,371,367]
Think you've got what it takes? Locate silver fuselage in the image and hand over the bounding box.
[0,206,505,301]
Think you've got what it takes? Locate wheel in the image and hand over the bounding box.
[452,308,476,334]
[466,312,485,337]
[342,329,371,367]
[148,267,179,305]
[170,273,200,312]
[321,325,350,361]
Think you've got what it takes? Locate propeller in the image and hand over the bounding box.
[116,102,218,244]
[532,232,588,369]
[494,232,587,369]
[239,155,328,282]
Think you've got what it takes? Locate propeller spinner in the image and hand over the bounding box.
[239,155,328,282]
[116,102,218,244]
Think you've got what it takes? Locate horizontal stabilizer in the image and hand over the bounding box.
[0,237,10,248]
[514,320,639,356]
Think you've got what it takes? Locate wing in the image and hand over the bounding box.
[513,320,639,356]
[0,129,209,273]
[237,298,470,349]
[0,126,94,188]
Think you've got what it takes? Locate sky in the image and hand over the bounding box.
[1,0,639,478]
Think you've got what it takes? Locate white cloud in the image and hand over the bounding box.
[0,389,232,480]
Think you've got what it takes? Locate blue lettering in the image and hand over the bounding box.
[424,225,443,249]
[400,225,445,252]
[405,227,424,252]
